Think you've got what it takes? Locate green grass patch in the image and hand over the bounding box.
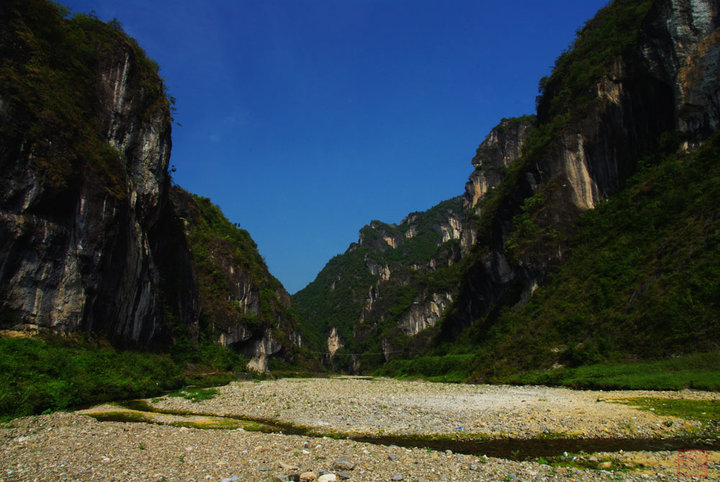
[502,353,720,391]
[0,335,186,420]
[538,453,633,472]
[621,398,720,425]
[167,387,219,403]
[0,334,258,420]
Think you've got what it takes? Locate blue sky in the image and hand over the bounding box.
[61,0,608,294]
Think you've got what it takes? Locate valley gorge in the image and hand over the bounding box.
[1,1,720,479]
[1,0,719,384]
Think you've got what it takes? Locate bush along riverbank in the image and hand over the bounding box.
[0,333,258,421]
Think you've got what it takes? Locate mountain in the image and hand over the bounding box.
[169,187,303,371]
[0,0,302,371]
[438,0,720,354]
[293,197,464,372]
[295,0,720,375]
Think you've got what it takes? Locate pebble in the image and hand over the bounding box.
[279,461,299,471]
[331,457,355,471]
[2,378,718,480]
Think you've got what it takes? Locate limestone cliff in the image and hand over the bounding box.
[0,1,173,343]
[439,0,720,342]
[0,0,301,370]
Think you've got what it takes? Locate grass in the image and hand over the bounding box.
[167,387,219,403]
[374,354,475,383]
[538,453,634,472]
[621,398,720,426]
[375,352,720,391]
[0,334,186,421]
[501,353,720,391]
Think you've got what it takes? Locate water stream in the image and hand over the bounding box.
[82,399,720,461]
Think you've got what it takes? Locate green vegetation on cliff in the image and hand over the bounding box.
[468,132,720,378]
[293,197,464,368]
[0,335,172,420]
[0,0,170,198]
[383,133,720,387]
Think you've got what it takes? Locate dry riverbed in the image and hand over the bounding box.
[1,377,719,480]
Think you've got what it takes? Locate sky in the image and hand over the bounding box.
[60,0,608,294]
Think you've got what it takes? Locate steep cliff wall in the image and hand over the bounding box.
[439,0,720,342]
[0,1,302,371]
[0,1,173,343]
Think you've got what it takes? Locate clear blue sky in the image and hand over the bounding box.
[61,0,608,294]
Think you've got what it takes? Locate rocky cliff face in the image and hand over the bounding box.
[0,2,173,343]
[439,0,720,341]
[0,0,301,370]
[643,0,720,143]
[170,188,301,372]
[464,117,536,213]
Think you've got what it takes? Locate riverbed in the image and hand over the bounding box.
[1,377,718,480]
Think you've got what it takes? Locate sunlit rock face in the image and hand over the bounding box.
[245,332,283,373]
[464,118,536,213]
[397,292,454,336]
[327,326,343,358]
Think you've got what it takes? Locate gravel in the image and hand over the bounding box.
[2,377,718,480]
[0,412,613,480]
[151,377,715,439]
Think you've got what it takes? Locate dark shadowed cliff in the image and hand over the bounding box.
[0,0,301,371]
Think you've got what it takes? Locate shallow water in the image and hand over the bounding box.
[91,399,720,461]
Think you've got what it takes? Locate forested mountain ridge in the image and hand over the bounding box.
[293,197,465,371]
[0,0,303,371]
[296,0,720,376]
